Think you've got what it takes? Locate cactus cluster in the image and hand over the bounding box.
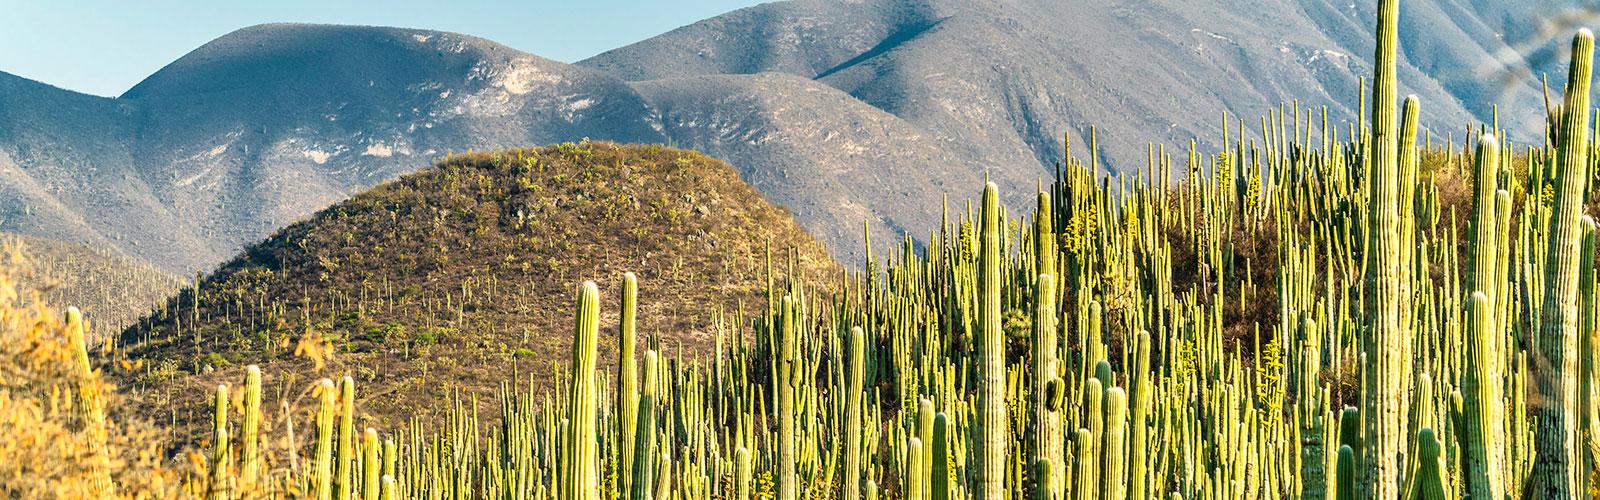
[30,0,1600,498]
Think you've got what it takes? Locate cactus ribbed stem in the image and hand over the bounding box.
[241,365,262,491]
[1032,272,1062,500]
[567,281,601,500]
[210,384,230,500]
[978,181,1006,500]
[1463,290,1503,499]
[1361,0,1408,495]
[843,326,865,500]
[361,428,379,500]
[735,447,752,500]
[630,351,660,500]
[313,379,337,500]
[931,413,951,500]
[334,376,355,500]
[1533,28,1595,498]
[617,272,640,497]
[778,295,798,500]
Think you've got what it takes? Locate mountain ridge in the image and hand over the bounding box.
[0,0,1581,274]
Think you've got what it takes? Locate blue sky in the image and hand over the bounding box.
[0,0,768,98]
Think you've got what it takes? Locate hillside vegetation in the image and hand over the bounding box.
[14,0,1600,499]
[117,141,834,440]
[0,233,182,339]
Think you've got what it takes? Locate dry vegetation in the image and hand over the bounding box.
[116,141,836,443]
[1,233,182,340]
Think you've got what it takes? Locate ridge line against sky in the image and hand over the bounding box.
[1,0,768,98]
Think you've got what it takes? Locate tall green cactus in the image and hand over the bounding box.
[241,365,262,492]
[334,376,355,500]
[844,326,865,500]
[978,181,1006,500]
[931,413,951,500]
[1413,429,1445,500]
[735,447,751,500]
[361,428,380,500]
[313,378,337,500]
[210,384,230,500]
[1073,428,1097,500]
[906,438,925,500]
[1102,387,1127,499]
[1361,0,1408,495]
[1533,28,1595,498]
[1336,445,1356,500]
[1463,287,1503,500]
[617,272,640,497]
[567,281,601,500]
[1033,272,1062,500]
[630,351,660,500]
[778,295,798,500]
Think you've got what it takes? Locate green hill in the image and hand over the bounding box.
[117,142,836,440]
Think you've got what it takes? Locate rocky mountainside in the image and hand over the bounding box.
[0,0,1578,272]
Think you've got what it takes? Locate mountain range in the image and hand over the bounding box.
[0,0,1582,274]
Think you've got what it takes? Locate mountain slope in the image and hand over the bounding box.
[117,142,835,438]
[583,0,1569,176]
[0,1,1581,274]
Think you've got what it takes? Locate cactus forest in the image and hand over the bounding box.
[13,0,1600,498]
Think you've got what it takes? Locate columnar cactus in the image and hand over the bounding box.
[241,365,262,491]
[1102,388,1127,500]
[567,281,601,500]
[210,384,230,500]
[361,428,380,500]
[1361,0,1409,495]
[313,378,337,500]
[735,447,751,500]
[631,351,660,500]
[1413,429,1445,500]
[335,376,355,500]
[1533,28,1595,498]
[978,181,1006,500]
[931,413,951,500]
[1463,292,1503,498]
[906,438,925,500]
[1032,272,1062,500]
[617,272,640,496]
[778,295,798,500]
[844,326,865,500]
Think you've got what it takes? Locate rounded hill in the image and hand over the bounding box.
[117,141,835,437]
